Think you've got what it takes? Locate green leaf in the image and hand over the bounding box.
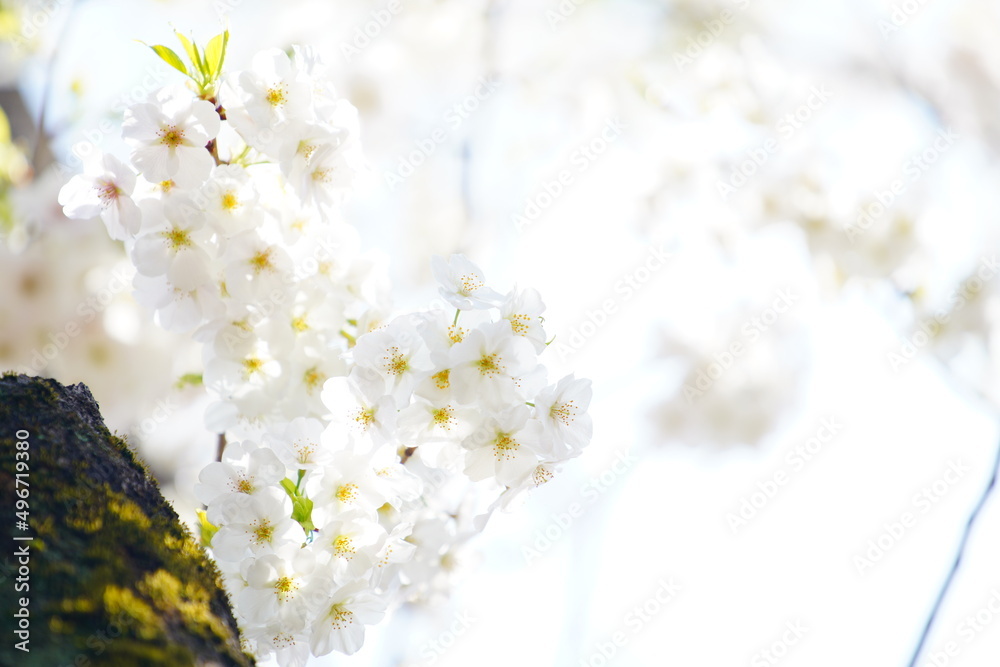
[147,44,188,76]
[204,29,229,79]
[0,106,10,145]
[173,30,198,67]
[197,509,219,548]
[291,496,314,533]
[174,30,212,85]
[279,478,297,498]
[174,372,203,389]
[0,196,14,236]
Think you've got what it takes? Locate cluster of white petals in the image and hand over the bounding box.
[58,39,593,664]
[60,46,384,435]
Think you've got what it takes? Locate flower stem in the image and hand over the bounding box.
[906,432,1000,667]
[216,432,226,462]
[206,138,222,166]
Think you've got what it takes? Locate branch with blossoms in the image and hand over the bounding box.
[57,30,594,664]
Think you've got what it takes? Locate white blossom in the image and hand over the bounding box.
[122,86,220,186]
[57,153,141,240]
[432,254,505,310]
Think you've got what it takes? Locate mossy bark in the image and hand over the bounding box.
[0,374,253,666]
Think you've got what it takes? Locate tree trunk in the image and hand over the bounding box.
[0,373,253,666]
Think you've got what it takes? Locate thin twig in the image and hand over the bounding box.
[906,433,1000,667]
[30,0,80,172]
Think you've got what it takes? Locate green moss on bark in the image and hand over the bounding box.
[0,374,253,666]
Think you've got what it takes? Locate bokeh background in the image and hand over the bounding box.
[3,0,1000,665]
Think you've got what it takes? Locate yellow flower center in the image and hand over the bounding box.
[508,314,530,335]
[303,367,324,393]
[432,369,450,389]
[458,273,484,295]
[533,466,554,486]
[232,475,254,494]
[96,180,121,206]
[476,354,502,377]
[162,227,192,250]
[447,326,466,345]
[432,406,455,429]
[294,440,317,465]
[265,85,287,107]
[550,401,578,426]
[378,544,394,568]
[158,125,185,148]
[297,140,317,161]
[352,408,375,430]
[312,167,333,183]
[249,248,276,274]
[333,535,355,558]
[221,191,240,211]
[274,576,297,603]
[243,357,265,378]
[336,483,359,504]
[383,346,408,376]
[250,519,274,546]
[493,434,518,460]
[327,605,354,630]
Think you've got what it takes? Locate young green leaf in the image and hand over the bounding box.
[291,496,315,533]
[174,30,207,81]
[204,29,229,79]
[147,44,188,76]
[0,106,10,145]
[197,509,219,548]
[173,31,198,66]
[220,29,230,72]
[174,372,203,389]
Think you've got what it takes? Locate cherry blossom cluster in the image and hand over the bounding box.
[197,255,592,663]
[58,37,387,432]
[56,33,593,663]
